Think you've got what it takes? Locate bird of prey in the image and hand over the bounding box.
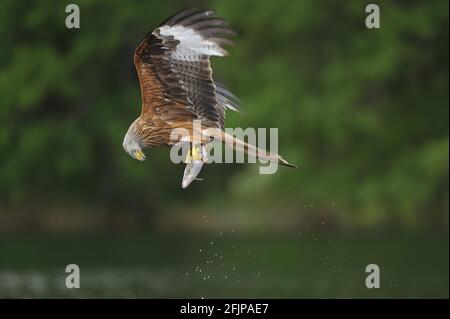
[123,8,295,188]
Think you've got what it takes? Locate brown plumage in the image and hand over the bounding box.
[122,8,295,187]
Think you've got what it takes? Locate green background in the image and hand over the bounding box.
[0,0,448,298]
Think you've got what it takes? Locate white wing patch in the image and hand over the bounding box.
[158,25,227,59]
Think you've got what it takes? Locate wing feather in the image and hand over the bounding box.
[134,8,240,129]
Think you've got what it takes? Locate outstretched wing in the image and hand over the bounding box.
[134,8,239,129]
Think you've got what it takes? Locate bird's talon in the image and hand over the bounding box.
[191,145,202,161]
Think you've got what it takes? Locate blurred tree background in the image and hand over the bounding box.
[0,0,448,299]
[0,0,448,231]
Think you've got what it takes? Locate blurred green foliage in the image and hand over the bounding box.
[0,0,448,227]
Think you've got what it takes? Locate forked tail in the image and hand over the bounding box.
[210,129,297,168]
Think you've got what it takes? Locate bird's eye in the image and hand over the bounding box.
[131,149,136,154]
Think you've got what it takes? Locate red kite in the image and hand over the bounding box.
[123,8,295,188]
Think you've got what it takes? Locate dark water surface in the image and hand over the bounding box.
[0,231,448,298]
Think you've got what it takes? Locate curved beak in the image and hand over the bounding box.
[134,150,146,161]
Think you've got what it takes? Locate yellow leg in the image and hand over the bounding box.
[185,149,192,163]
[184,144,202,163]
[191,144,202,161]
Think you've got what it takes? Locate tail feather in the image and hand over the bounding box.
[211,130,296,168]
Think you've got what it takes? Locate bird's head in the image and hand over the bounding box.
[123,129,146,161]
